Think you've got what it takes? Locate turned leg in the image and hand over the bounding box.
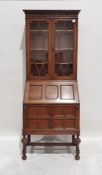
[21,133,28,160]
[28,135,31,144]
[72,135,75,143]
[75,134,81,160]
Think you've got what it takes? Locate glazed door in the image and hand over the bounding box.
[53,19,77,79]
[27,20,51,79]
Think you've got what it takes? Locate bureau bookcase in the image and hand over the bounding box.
[22,10,81,160]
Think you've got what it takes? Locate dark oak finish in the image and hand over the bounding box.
[22,10,81,160]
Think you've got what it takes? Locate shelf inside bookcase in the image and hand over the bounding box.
[30,30,73,32]
[56,62,73,65]
[30,30,48,32]
[55,30,73,32]
[31,61,48,65]
[30,48,48,51]
[55,48,73,51]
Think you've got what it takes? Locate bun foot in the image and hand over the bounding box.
[75,155,80,160]
[22,155,27,160]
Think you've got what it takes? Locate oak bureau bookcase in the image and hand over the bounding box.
[22,10,81,160]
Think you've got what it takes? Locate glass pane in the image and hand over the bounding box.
[55,21,74,76]
[30,21,48,77]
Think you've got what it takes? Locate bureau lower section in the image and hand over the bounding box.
[22,104,81,160]
[26,105,77,129]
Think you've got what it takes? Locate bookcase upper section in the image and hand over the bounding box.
[23,10,80,80]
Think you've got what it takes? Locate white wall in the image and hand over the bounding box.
[0,1,102,138]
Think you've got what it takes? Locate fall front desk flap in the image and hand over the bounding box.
[24,80,79,104]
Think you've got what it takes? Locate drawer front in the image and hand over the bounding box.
[52,106,76,116]
[27,106,76,119]
[27,106,48,119]
[27,119,75,129]
[27,105,76,129]
[53,119,75,129]
[27,119,48,129]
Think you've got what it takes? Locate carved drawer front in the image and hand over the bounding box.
[52,106,76,116]
[52,106,76,129]
[27,106,76,119]
[27,106,48,119]
[27,119,48,129]
[53,119,75,129]
[27,106,76,130]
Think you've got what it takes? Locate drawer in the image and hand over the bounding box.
[27,119,75,129]
[27,119,48,129]
[52,106,76,116]
[27,106,48,119]
[53,119,75,129]
[27,105,76,119]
